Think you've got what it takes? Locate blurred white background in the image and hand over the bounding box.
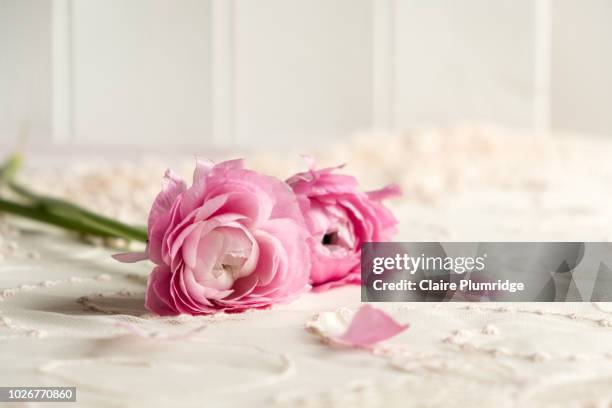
[1,0,611,152]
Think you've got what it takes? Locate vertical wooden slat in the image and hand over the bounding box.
[372,0,395,130]
[534,0,551,135]
[211,0,234,148]
[550,0,612,136]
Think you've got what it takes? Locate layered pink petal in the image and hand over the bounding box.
[287,162,400,290]
[145,265,177,316]
[148,170,186,233]
[124,158,311,315]
[366,183,402,201]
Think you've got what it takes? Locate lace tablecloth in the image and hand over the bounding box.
[2,127,612,407]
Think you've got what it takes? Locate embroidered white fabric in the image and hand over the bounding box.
[1,126,612,407]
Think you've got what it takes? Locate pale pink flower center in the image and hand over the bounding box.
[198,251,249,291]
[193,228,255,291]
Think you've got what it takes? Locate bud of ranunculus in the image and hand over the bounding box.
[287,161,401,291]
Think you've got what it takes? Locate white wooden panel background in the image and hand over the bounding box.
[550,0,612,136]
[70,0,212,147]
[233,0,373,148]
[394,0,538,130]
[1,0,611,152]
[0,0,52,145]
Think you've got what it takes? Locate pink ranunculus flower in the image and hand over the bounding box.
[115,159,311,315]
[286,160,401,291]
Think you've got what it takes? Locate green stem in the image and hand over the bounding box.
[0,153,148,243]
[0,197,117,238]
[8,181,147,242]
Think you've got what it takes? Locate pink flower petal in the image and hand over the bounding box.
[112,251,149,263]
[366,183,402,201]
[335,305,408,348]
[286,162,400,291]
[214,158,245,172]
[131,158,312,316]
[193,158,215,183]
[148,169,186,233]
[145,265,178,316]
[311,270,360,292]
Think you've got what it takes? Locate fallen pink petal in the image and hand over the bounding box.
[336,305,409,348]
[306,305,409,349]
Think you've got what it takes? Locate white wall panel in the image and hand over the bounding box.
[393,0,537,130]
[71,0,212,147]
[0,0,52,149]
[551,0,612,136]
[233,0,373,148]
[4,0,612,151]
